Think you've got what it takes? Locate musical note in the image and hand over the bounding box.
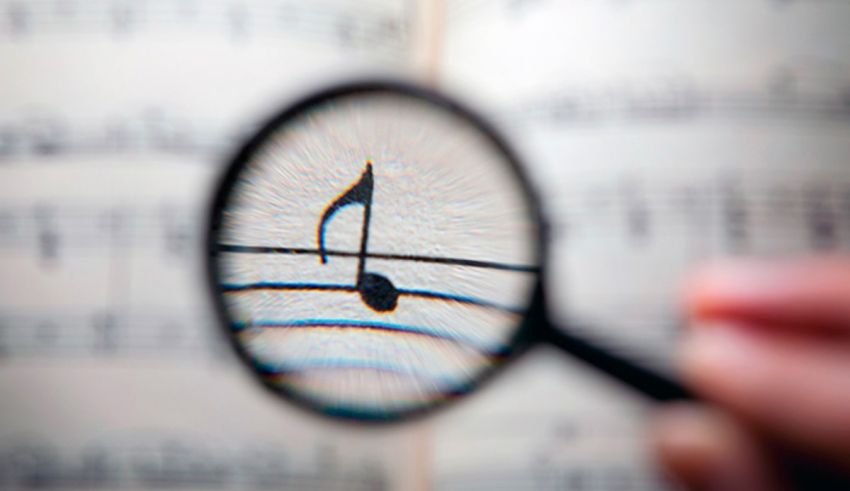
[34,205,60,265]
[92,310,116,353]
[805,185,838,250]
[721,180,749,252]
[316,162,399,312]
[6,2,29,36]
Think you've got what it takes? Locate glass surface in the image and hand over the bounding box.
[212,90,540,418]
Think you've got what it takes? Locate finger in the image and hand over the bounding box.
[652,403,783,491]
[685,257,850,335]
[682,323,850,469]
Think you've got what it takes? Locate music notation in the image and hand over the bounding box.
[0,203,201,262]
[0,308,220,357]
[0,111,236,161]
[0,0,412,56]
[317,162,399,312]
[219,163,538,320]
[210,86,550,405]
[2,0,849,487]
[502,80,850,127]
[430,347,670,491]
[0,201,212,357]
[219,247,533,318]
[439,463,662,491]
[550,177,850,253]
[541,174,850,367]
[5,176,850,277]
[0,437,388,490]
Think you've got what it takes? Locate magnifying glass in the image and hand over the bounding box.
[206,80,691,421]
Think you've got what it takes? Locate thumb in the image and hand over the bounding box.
[651,404,784,491]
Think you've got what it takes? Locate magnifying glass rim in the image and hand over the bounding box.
[205,78,550,422]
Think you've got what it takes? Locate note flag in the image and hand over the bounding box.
[317,162,399,312]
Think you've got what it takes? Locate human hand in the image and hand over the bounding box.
[652,258,850,490]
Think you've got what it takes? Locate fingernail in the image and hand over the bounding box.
[695,260,793,291]
[652,404,766,491]
[652,404,728,490]
[687,261,788,316]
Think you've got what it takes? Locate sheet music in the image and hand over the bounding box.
[0,1,434,489]
[430,348,665,491]
[441,0,850,363]
[432,0,850,488]
[5,0,850,489]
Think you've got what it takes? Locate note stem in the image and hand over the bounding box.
[356,162,374,286]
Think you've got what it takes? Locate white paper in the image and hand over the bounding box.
[4,0,850,489]
[431,0,850,488]
[0,1,430,489]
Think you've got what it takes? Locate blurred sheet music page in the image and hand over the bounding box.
[431,0,850,488]
[0,1,430,489]
[3,0,850,490]
[442,0,850,368]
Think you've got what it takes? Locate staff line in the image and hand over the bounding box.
[232,318,505,353]
[216,243,539,273]
[254,358,463,388]
[220,281,524,314]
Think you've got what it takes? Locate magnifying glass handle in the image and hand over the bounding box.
[540,322,694,401]
[542,322,850,489]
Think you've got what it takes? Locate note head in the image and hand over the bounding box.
[358,272,399,312]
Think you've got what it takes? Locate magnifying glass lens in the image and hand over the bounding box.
[209,86,542,419]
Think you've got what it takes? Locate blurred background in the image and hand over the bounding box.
[2,1,850,489]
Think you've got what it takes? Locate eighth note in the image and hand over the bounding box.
[317,162,399,312]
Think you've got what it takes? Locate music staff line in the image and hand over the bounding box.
[0,309,223,357]
[504,85,850,126]
[452,0,848,19]
[0,0,412,53]
[548,180,850,250]
[217,243,538,272]
[0,203,200,264]
[233,318,508,353]
[0,110,238,160]
[0,308,675,360]
[223,281,524,315]
[252,346,484,388]
[222,244,530,316]
[4,180,850,263]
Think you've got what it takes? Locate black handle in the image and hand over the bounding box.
[541,322,693,402]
